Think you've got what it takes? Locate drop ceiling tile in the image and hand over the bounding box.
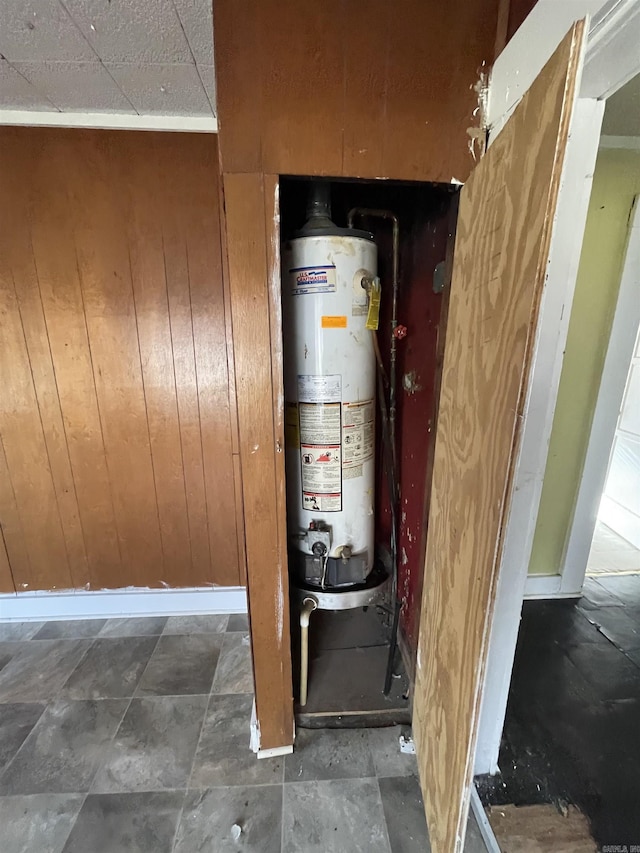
[0,59,58,110]
[62,0,192,63]
[197,65,216,112]
[172,0,214,65]
[12,61,136,113]
[106,62,212,115]
[0,0,96,62]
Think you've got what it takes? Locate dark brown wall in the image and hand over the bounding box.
[0,129,243,593]
[215,0,501,183]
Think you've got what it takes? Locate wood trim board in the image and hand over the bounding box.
[221,172,294,751]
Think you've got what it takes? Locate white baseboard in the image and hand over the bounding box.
[0,110,218,133]
[0,586,247,623]
[523,574,580,600]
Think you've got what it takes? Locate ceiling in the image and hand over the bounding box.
[0,0,216,119]
[602,72,640,137]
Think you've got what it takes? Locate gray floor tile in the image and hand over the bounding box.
[60,637,159,699]
[0,793,84,853]
[0,621,45,642]
[0,698,128,795]
[0,640,92,703]
[283,778,391,853]
[175,786,282,853]
[92,695,207,793]
[163,614,229,634]
[136,633,223,697]
[367,726,419,778]
[0,702,46,773]
[227,613,249,632]
[626,647,640,668]
[190,694,283,787]
[61,791,184,853]
[285,726,375,782]
[98,617,167,638]
[211,632,254,694]
[0,641,22,673]
[379,775,430,853]
[33,619,108,640]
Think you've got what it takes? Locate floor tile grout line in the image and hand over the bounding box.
[129,632,171,700]
[84,690,136,799]
[375,776,395,853]
[185,691,215,792]
[159,613,231,638]
[168,790,189,853]
[280,772,286,853]
[58,790,90,852]
[52,636,100,703]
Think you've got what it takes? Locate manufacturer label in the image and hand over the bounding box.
[291,265,337,296]
[298,374,341,404]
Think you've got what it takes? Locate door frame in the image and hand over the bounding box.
[561,196,640,592]
[474,0,640,776]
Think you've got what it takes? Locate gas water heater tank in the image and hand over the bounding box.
[283,194,377,589]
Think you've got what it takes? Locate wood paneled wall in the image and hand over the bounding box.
[215,0,500,183]
[0,129,243,593]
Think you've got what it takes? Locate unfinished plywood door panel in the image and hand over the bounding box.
[222,172,294,750]
[0,129,241,591]
[412,23,586,853]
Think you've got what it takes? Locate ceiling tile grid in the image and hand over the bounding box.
[0,0,216,117]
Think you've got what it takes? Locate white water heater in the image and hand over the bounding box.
[283,186,378,589]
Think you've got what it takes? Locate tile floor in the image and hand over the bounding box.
[0,613,487,853]
[587,521,640,575]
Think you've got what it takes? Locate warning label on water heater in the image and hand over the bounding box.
[342,400,375,472]
[290,265,337,296]
[299,402,341,445]
[301,444,341,499]
[297,374,342,511]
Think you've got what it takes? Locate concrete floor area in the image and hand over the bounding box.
[0,613,488,852]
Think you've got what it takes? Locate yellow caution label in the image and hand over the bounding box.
[321,315,348,329]
[366,278,381,330]
[285,402,300,448]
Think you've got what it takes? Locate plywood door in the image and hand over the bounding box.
[0,129,241,591]
[412,23,586,853]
